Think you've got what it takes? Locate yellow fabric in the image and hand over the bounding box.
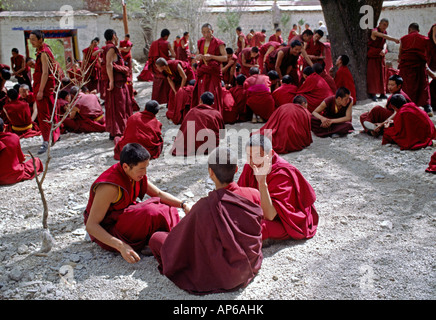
[12,123,32,131]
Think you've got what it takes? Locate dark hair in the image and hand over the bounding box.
[335,87,351,98]
[7,89,19,101]
[155,57,168,67]
[145,100,160,114]
[303,66,314,76]
[302,29,314,36]
[236,26,242,32]
[226,47,234,55]
[161,29,170,38]
[104,29,117,41]
[282,75,293,84]
[276,28,281,32]
[188,79,196,86]
[340,54,350,66]
[290,40,302,48]
[125,34,130,38]
[59,90,70,100]
[11,48,19,54]
[30,30,44,40]
[183,31,189,37]
[1,68,11,80]
[408,22,419,32]
[13,84,21,92]
[200,91,214,106]
[314,29,324,37]
[267,70,279,80]
[246,134,272,153]
[261,29,266,33]
[236,74,246,85]
[249,67,260,75]
[201,23,213,30]
[388,74,403,86]
[312,63,324,74]
[251,46,259,53]
[120,143,151,168]
[293,95,307,105]
[93,37,100,42]
[208,147,237,184]
[390,94,407,109]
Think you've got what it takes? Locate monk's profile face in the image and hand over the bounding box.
[305,34,314,42]
[123,160,149,182]
[155,64,167,73]
[335,57,342,67]
[202,27,213,40]
[379,21,389,32]
[387,80,401,93]
[29,34,43,49]
[337,94,350,107]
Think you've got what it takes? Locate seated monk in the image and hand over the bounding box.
[243,67,275,123]
[272,75,297,107]
[62,86,106,134]
[221,82,237,124]
[221,48,238,88]
[382,94,436,150]
[254,95,313,154]
[238,135,319,241]
[167,79,195,125]
[18,84,38,124]
[171,91,225,157]
[360,74,411,137]
[297,66,334,113]
[3,89,41,138]
[311,87,354,138]
[238,46,259,77]
[426,151,436,174]
[149,147,263,295]
[229,74,249,122]
[114,100,163,161]
[333,55,356,104]
[313,62,337,95]
[84,143,187,263]
[0,117,43,185]
[137,61,154,82]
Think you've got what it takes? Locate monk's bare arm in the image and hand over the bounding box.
[372,30,399,43]
[31,102,38,122]
[146,181,190,212]
[258,182,278,221]
[177,64,187,88]
[301,44,313,67]
[205,44,228,63]
[312,101,327,120]
[106,48,116,91]
[37,53,49,100]
[275,51,284,79]
[330,105,352,124]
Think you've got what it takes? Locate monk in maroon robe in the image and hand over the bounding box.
[297,67,334,113]
[229,74,249,122]
[101,29,132,140]
[148,29,176,104]
[385,61,399,94]
[18,85,38,125]
[265,40,302,86]
[367,19,400,101]
[114,100,163,161]
[177,32,191,63]
[382,94,436,150]
[10,48,32,90]
[84,143,185,263]
[238,47,259,77]
[149,147,263,295]
[235,27,249,55]
[119,34,140,112]
[268,29,283,44]
[302,29,324,69]
[258,41,282,74]
[324,42,333,74]
[398,23,432,115]
[222,86,237,124]
[427,24,436,116]
[311,87,354,138]
[334,55,356,104]
[0,118,43,185]
[29,30,61,154]
[238,135,319,241]
[191,23,227,114]
[82,38,103,93]
[222,48,238,87]
[426,151,436,174]
[272,75,297,107]
[254,95,312,154]
[171,91,225,157]
[313,63,337,97]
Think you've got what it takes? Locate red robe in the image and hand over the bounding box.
[268,34,283,44]
[0,132,43,185]
[272,83,298,107]
[3,99,41,138]
[238,152,318,240]
[137,61,154,82]
[100,42,132,138]
[238,47,257,77]
[385,67,399,93]
[426,151,436,173]
[253,32,266,47]
[244,74,275,120]
[222,53,237,86]
[254,103,312,153]
[399,31,430,107]
[266,47,300,86]
[258,41,281,73]
[229,84,249,122]
[11,53,32,88]
[382,102,436,150]
[63,93,106,133]
[82,46,101,92]
[297,73,334,113]
[191,36,226,114]
[119,40,133,71]
[222,87,238,124]
[236,32,249,55]
[176,36,191,62]
[114,110,163,160]
[166,85,194,125]
[83,163,180,252]
[171,104,225,157]
[304,39,325,68]
[149,184,263,295]
[334,66,356,104]
[148,38,172,104]
[367,28,387,95]
[33,43,60,143]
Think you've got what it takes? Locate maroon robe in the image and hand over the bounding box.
[367,27,387,95]
[3,99,41,138]
[254,103,313,153]
[334,66,356,104]
[266,47,300,86]
[148,38,172,104]
[244,74,275,120]
[272,83,298,107]
[305,39,325,68]
[177,36,191,62]
[297,73,334,113]
[238,47,257,77]
[63,93,106,133]
[137,61,154,82]
[83,163,180,252]
[222,53,237,86]
[0,132,43,185]
[149,184,263,295]
[166,85,194,125]
[238,152,318,240]
[11,54,32,89]
[229,84,249,122]
[253,32,266,47]
[428,24,436,110]
[258,41,281,74]
[82,46,101,92]
[114,110,163,160]
[236,32,249,55]
[222,87,237,124]
[324,42,333,74]
[426,151,436,173]
[170,104,224,157]
[268,34,283,44]
[382,102,436,150]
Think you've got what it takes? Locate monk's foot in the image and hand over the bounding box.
[424,105,434,117]
[251,115,258,123]
[378,94,388,100]
[257,116,265,123]
[262,238,280,248]
[363,121,376,133]
[369,94,377,102]
[37,141,48,154]
[109,134,115,141]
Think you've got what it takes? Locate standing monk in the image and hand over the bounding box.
[258,41,283,74]
[266,40,302,86]
[101,29,132,141]
[333,55,356,104]
[148,29,176,105]
[268,28,283,44]
[192,23,227,114]
[253,29,267,47]
[367,18,400,102]
[82,38,103,93]
[29,30,60,154]
[235,27,249,56]
[398,23,432,116]
[177,32,191,63]
[427,24,436,116]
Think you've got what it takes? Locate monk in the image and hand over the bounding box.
[84,143,187,263]
[221,83,237,124]
[167,79,195,125]
[398,23,432,116]
[101,29,132,141]
[265,40,302,85]
[29,30,61,154]
[253,29,267,47]
[238,46,259,77]
[119,34,139,112]
[154,57,195,123]
[191,23,227,114]
[62,86,106,134]
[244,67,275,123]
[114,100,163,161]
[137,61,154,82]
[81,37,103,93]
[3,89,40,138]
[367,18,400,101]
[177,32,191,62]
[171,91,225,157]
[427,24,436,115]
[334,55,356,104]
[148,29,176,104]
[18,84,38,124]
[311,87,354,138]
[10,48,32,89]
[255,95,312,153]
[149,147,263,295]
[304,29,325,69]
[360,74,411,137]
[0,118,43,185]
[382,94,436,150]
[247,29,255,46]
[426,151,436,174]
[235,26,249,55]
[385,61,399,94]
[323,41,333,74]
[290,29,315,68]
[238,134,319,241]
[268,28,283,44]
[258,41,283,74]
[287,24,299,43]
[297,66,334,113]
[313,62,337,96]
[221,48,238,87]
[229,74,249,122]
[272,75,297,107]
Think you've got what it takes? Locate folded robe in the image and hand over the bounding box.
[426,151,436,173]
[222,87,238,124]
[238,152,319,240]
[3,99,41,138]
[334,66,356,104]
[166,85,194,125]
[229,85,249,122]
[297,73,334,113]
[272,83,297,107]
[155,187,263,295]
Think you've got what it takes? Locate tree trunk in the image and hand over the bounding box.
[320,0,383,101]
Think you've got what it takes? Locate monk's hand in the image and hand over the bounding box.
[36,91,44,101]
[120,243,140,264]
[108,81,114,91]
[394,39,400,44]
[321,117,331,128]
[183,203,191,215]
[252,154,272,186]
[204,54,212,61]
[384,120,393,128]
